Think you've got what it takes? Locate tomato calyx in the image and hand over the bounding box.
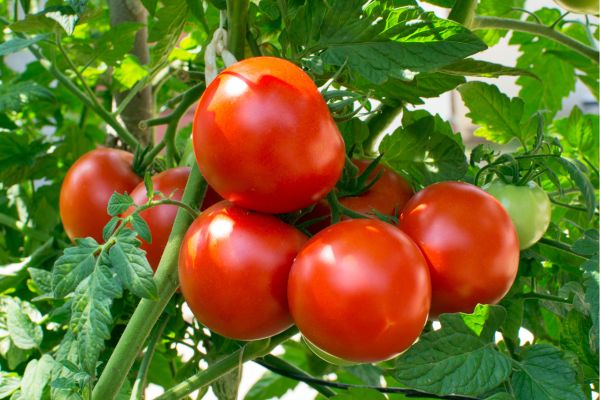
[336,154,384,198]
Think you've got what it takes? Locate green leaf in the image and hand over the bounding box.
[0,133,54,186]
[0,81,54,112]
[551,108,599,170]
[109,230,157,299]
[0,35,49,57]
[52,238,99,298]
[5,298,42,350]
[107,192,134,216]
[552,157,596,219]
[11,6,80,35]
[19,355,55,400]
[511,345,586,400]
[102,217,119,242]
[441,59,538,79]
[394,305,511,396]
[380,113,467,185]
[581,255,599,347]
[95,22,144,66]
[0,371,20,399]
[131,213,151,244]
[149,0,189,68]
[141,0,158,15]
[245,372,298,400]
[458,82,528,145]
[560,310,598,374]
[70,265,121,374]
[113,55,148,90]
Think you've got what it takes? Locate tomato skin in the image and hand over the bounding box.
[399,181,519,318]
[60,148,141,242]
[288,219,431,363]
[192,56,345,213]
[123,167,221,272]
[553,0,598,14]
[178,201,308,340]
[485,181,551,250]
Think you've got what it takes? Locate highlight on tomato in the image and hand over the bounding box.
[192,56,346,214]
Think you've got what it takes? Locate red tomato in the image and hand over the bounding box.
[288,219,431,362]
[192,56,345,213]
[123,167,221,271]
[399,181,520,317]
[301,160,413,233]
[178,201,308,340]
[60,148,141,242]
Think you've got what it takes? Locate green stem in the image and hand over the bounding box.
[92,165,207,400]
[246,28,262,57]
[131,314,169,400]
[550,197,598,214]
[226,0,249,59]
[155,328,298,400]
[144,199,199,219]
[516,292,571,303]
[537,237,587,259]
[0,213,51,242]
[448,0,478,27]
[472,16,600,63]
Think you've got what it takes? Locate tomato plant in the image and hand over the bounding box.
[399,182,520,317]
[178,201,307,340]
[288,219,431,362]
[485,181,552,249]
[192,56,346,213]
[59,148,141,242]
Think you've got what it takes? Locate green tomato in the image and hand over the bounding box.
[553,0,598,14]
[485,181,551,250]
[302,337,358,366]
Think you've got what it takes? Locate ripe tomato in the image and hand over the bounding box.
[485,181,551,250]
[301,160,413,233]
[60,148,141,242]
[399,181,519,317]
[123,167,221,271]
[288,219,431,363]
[553,0,598,14]
[178,201,307,340]
[192,56,345,213]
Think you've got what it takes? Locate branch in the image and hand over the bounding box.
[92,165,208,400]
[226,0,249,59]
[449,0,478,27]
[472,16,599,63]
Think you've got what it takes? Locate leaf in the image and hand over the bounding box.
[511,345,586,400]
[5,298,42,350]
[113,55,148,90]
[330,388,386,400]
[553,158,596,219]
[148,0,189,68]
[95,22,144,66]
[0,81,54,112]
[581,255,599,347]
[52,238,98,298]
[20,355,55,400]
[106,192,134,216]
[109,230,157,299]
[458,82,528,145]
[0,371,20,399]
[11,6,79,35]
[245,372,298,400]
[0,35,48,57]
[394,305,512,396]
[131,213,151,243]
[441,59,538,79]
[141,0,158,15]
[102,217,119,242]
[380,113,467,185]
[70,265,121,374]
[0,133,54,186]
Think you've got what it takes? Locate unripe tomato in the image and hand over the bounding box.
[123,167,221,271]
[60,148,141,242]
[178,201,307,340]
[192,56,345,213]
[553,0,598,14]
[399,182,519,318]
[485,181,551,250]
[288,219,431,363]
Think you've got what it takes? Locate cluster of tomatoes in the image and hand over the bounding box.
[60,57,524,364]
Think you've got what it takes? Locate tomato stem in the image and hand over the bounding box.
[92,165,208,400]
[226,0,249,60]
[448,0,478,27]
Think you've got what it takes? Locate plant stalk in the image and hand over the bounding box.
[448,0,478,27]
[226,0,249,59]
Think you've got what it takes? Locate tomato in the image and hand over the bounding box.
[553,0,598,14]
[301,160,413,233]
[178,201,307,340]
[399,181,519,318]
[192,56,345,213]
[288,219,431,363]
[485,181,551,250]
[303,337,357,366]
[60,148,141,242]
[123,167,221,271]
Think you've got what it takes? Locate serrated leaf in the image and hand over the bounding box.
[5,298,42,350]
[113,55,148,90]
[20,355,55,400]
[130,213,152,243]
[95,22,144,66]
[107,192,134,216]
[28,268,52,295]
[0,82,54,112]
[395,305,511,396]
[553,157,596,219]
[0,372,20,399]
[442,59,538,79]
[458,81,528,145]
[0,35,49,57]
[52,239,98,298]
[380,113,467,185]
[109,231,157,299]
[245,372,298,400]
[512,345,585,400]
[70,265,121,374]
[102,217,119,242]
[149,0,189,68]
[0,133,55,186]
